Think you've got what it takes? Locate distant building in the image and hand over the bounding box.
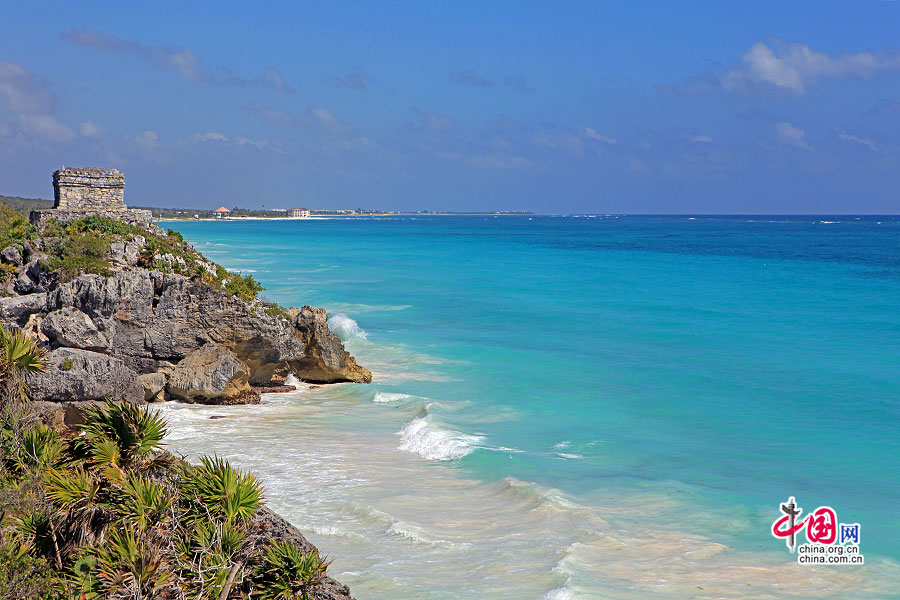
[214,206,231,218]
[288,207,310,218]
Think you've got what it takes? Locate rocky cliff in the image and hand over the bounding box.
[0,224,370,417]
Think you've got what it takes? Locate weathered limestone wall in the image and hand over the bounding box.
[53,167,125,210]
[31,167,153,230]
[30,208,153,229]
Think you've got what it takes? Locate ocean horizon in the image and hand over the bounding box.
[158,214,900,599]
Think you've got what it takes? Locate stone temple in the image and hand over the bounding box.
[30,167,153,228]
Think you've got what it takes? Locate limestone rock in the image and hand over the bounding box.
[28,348,144,404]
[291,306,372,384]
[41,308,109,352]
[31,400,104,429]
[1,246,21,266]
[13,258,54,295]
[139,372,167,402]
[0,292,47,326]
[251,507,355,600]
[43,270,370,384]
[168,344,259,405]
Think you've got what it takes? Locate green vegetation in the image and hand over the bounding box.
[0,323,329,599]
[0,195,52,217]
[0,203,266,301]
[264,303,290,320]
[0,203,37,251]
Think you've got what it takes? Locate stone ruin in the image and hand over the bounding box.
[30,167,153,229]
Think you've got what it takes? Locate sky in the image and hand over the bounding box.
[2,1,900,213]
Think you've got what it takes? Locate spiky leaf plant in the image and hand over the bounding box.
[181,455,264,524]
[90,526,170,598]
[115,473,174,533]
[251,541,330,600]
[70,399,170,473]
[0,324,48,406]
[43,466,106,551]
[15,424,62,476]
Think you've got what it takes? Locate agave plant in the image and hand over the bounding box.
[251,541,330,600]
[181,456,264,525]
[70,399,170,475]
[0,324,48,407]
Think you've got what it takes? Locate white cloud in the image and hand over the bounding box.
[692,135,713,143]
[191,131,228,143]
[837,131,882,153]
[662,40,900,95]
[0,61,58,114]
[583,127,616,144]
[775,122,811,150]
[17,114,76,142]
[135,130,159,151]
[80,121,101,137]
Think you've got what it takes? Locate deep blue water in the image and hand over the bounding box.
[166,214,900,583]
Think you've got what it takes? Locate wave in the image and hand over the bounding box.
[539,586,574,600]
[397,416,483,460]
[373,392,412,403]
[328,314,368,340]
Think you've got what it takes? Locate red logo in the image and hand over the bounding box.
[771,496,837,551]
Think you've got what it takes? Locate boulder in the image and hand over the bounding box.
[30,400,105,429]
[0,292,47,326]
[167,343,259,405]
[1,246,21,266]
[291,306,372,383]
[41,308,110,352]
[13,258,54,294]
[138,372,167,402]
[28,348,144,404]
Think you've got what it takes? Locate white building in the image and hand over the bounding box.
[288,207,310,218]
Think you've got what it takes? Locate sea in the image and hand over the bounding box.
[156,215,900,599]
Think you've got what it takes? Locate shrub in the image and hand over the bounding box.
[0,203,36,249]
[224,272,265,302]
[47,233,111,281]
[60,358,73,371]
[252,541,329,600]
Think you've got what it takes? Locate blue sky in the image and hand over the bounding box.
[2,1,900,213]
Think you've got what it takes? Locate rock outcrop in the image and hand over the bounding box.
[32,269,370,385]
[251,507,354,600]
[28,348,144,405]
[2,243,370,407]
[168,343,258,405]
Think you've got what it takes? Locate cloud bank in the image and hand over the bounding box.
[61,27,295,93]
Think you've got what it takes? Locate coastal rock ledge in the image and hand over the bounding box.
[5,261,371,409]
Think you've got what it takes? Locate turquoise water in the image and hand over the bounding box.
[160,215,900,599]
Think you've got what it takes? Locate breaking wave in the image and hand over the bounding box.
[397,416,483,461]
[328,314,368,340]
[373,392,412,403]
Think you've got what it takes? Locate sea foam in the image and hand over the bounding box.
[373,392,412,403]
[328,314,368,340]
